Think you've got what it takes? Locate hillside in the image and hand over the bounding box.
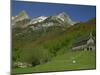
[12,15,96,74]
[12,51,96,74]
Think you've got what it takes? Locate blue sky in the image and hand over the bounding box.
[12,1,96,22]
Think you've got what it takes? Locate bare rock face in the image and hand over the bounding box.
[13,11,29,22]
[11,11,30,28]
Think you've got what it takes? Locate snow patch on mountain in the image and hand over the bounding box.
[12,11,77,29]
[56,12,76,25]
[13,11,29,23]
[29,16,47,24]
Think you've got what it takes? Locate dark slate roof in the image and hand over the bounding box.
[72,36,89,47]
[72,33,95,47]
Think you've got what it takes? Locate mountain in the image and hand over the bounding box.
[13,10,29,22]
[55,12,76,25]
[28,12,76,29]
[12,17,96,69]
[12,11,76,29]
[12,10,96,69]
[12,11,30,28]
[29,16,47,24]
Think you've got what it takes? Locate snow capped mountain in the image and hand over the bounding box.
[14,10,29,22]
[11,10,30,28]
[56,12,76,25]
[29,16,47,24]
[56,12,67,21]
[12,11,29,24]
[12,11,76,29]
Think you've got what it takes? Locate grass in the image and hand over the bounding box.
[12,18,96,74]
[12,18,96,65]
[12,50,96,74]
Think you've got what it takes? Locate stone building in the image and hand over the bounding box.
[72,33,95,51]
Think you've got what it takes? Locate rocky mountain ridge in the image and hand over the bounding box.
[12,11,76,30]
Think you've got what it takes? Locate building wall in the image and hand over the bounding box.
[72,35,95,51]
[72,44,95,51]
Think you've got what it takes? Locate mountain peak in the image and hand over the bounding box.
[11,10,30,27]
[18,10,29,18]
[56,12,76,25]
[37,16,47,20]
[20,10,27,14]
[58,12,67,16]
[14,10,29,22]
[29,16,47,24]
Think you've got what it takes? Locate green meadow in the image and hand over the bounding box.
[12,18,96,74]
[12,51,96,74]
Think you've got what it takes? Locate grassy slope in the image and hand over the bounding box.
[12,18,96,74]
[12,51,96,74]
